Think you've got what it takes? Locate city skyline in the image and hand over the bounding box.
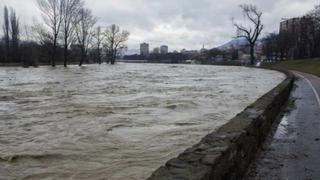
[139,43,169,56]
[0,0,317,51]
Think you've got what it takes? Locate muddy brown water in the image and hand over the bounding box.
[0,64,285,180]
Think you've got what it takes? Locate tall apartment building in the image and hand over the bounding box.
[140,43,149,56]
[160,45,168,54]
[153,47,160,54]
[279,17,313,34]
[279,17,315,59]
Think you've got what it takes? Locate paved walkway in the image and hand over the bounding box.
[247,71,320,180]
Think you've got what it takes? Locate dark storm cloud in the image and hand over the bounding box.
[0,0,317,51]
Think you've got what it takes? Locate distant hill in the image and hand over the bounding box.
[216,37,263,50]
[217,37,249,50]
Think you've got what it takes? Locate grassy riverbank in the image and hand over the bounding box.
[263,58,320,76]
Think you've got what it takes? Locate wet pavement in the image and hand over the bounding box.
[247,72,320,180]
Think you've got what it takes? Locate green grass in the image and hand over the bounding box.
[263,58,320,76]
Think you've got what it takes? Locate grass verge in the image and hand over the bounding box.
[263,58,320,76]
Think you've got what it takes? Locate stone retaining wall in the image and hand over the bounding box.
[148,71,294,180]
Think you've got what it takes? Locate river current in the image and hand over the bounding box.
[0,64,285,180]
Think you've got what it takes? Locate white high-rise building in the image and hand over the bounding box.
[140,43,149,56]
[160,45,168,54]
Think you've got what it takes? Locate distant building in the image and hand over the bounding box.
[180,49,199,55]
[200,44,208,54]
[160,45,168,54]
[280,18,301,34]
[152,47,160,54]
[279,17,313,34]
[279,17,315,59]
[140,43,149,56]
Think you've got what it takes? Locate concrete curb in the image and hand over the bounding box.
[148,70,294,180]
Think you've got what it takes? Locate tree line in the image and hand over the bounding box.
[0,0,130,67]
[262,5,320,60]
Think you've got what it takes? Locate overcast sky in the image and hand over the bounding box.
[0,0,318,52]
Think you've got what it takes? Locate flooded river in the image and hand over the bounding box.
[0,64,285,180]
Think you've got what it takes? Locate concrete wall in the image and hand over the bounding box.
[148,71,294,180]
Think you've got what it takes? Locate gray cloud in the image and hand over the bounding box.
[0,0,317,51]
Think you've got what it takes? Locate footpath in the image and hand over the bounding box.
[247,71,320,180]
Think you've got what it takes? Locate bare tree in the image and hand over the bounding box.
[315,5,320,56]
[10,8,20,62]
[61,0,84,67]
[37,0,63,67]
[308,5,320,56]
[3,6,10,62]
[32,22,59,64]
[262,33,279,60]
[74,8,96,66]
[33,22,54,45]
[233,4,263,65]
[103,24,129,64]
[311,5,320,24]
[21,25,39,66]
[23,24,34,42]
[93,26,103,64]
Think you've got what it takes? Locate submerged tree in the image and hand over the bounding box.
[103,24,129,64]
[74,8,96,66]
[3,6,10,62]
[1,6,20,63]
[233,4,264,65]
[93,26,103,64]
[10,8,20,62]
[37,0,63,67]
[61,0,84,67]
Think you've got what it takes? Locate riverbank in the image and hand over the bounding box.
[263,58,320,76]
[148,70,294,180]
